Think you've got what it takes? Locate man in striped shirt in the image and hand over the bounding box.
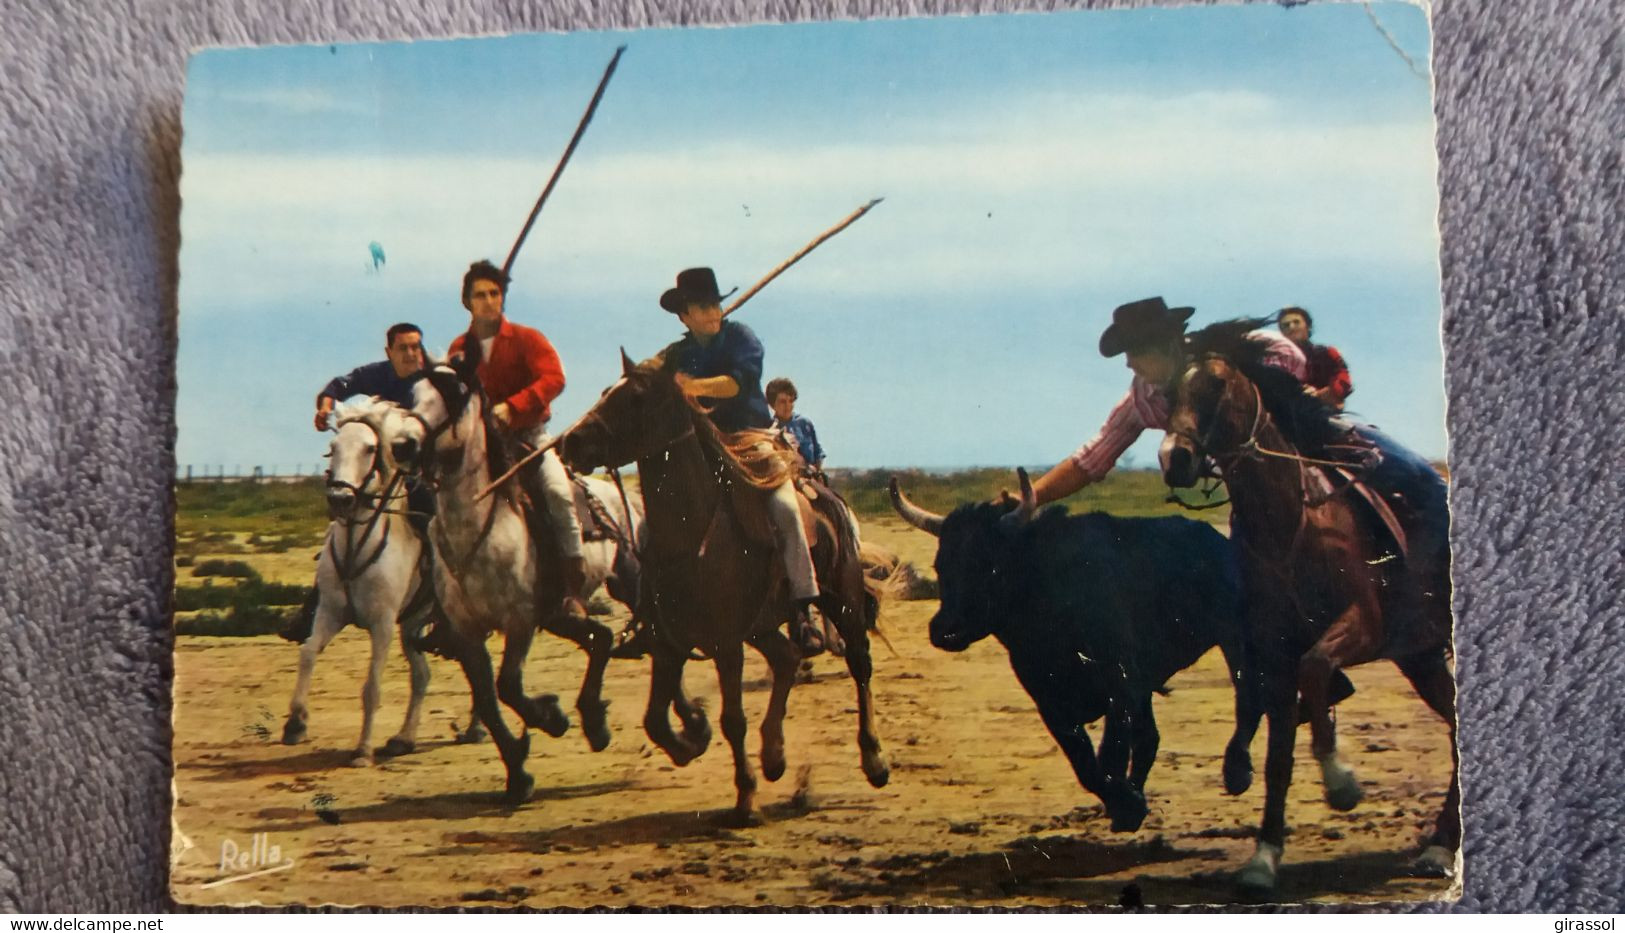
[1023,296,1365,711]
[1026,297,1307,507]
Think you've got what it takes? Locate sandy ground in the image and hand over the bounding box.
[171,517,1457,908]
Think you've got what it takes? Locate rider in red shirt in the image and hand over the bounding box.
[451,261,589,619]
[1278,306,1353,410]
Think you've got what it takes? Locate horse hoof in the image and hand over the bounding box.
[761,749,787,783]
[1222,748,1254,796]
[1108,802,1149,833]
[503,772,535,806]
[1235,865,1276,900]
[862,750,891,789]
[456,723,487,744]
[579,702,612,753]
[681,716,712,756]
[1318,754,1364,811]
[1325,781,1364,812]
[1409,845,1455,879]
[281,719,307,746]
[348,750,373,768]
[1234,842,1282,898]
[665,740,701,768]
[535,695,570,738]
[378,737,415,758]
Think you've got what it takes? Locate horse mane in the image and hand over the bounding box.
[333,396,396,430]
[449,334,520,506]
[649,350,800,491]
[1184,316,1352,456]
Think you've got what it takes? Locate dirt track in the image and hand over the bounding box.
[171,517,1456,908]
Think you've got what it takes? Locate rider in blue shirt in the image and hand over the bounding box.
[285,323,434,646]
[766,377,826,474]
[665,314,773,433]
[313,323,426,428]
[616,268,826,658]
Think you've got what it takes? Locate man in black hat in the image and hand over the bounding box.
[1024,296,1308,506]
[636,267,824,656]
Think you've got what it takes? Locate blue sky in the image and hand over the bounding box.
[177,3,1445,474]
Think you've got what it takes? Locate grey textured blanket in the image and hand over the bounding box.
[0,0,1619,912]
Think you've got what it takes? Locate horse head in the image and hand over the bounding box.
[326,404,390,520]
[1162,355,1256,489]
[392,360,480,472]
[555,351,691,474]
[890,470,1038,652]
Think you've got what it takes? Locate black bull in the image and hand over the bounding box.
[890,470,1261,831]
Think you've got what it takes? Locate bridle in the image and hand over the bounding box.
[325,419,412,603]
[404,372,516,577]
[564,378,699,472]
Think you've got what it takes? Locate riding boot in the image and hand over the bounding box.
[1296,670,1359,725]
[279,587,320,644]
[559,555,591,620]
[1329,669,1357,706]
[791,597,825,658]
[408,615,460,661]
[609,616,654,660]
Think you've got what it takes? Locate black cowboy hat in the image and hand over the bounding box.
[660,267,738,314]
[1098,296,1196,357]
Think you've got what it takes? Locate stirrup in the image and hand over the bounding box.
[409,621,458,660]
[792,604,826,658]
[609,619,652,660]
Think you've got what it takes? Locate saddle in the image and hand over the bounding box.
[1305,464,1410,562]
[495,435,632,553]
[702,427,854,584]
[570,473,623,544]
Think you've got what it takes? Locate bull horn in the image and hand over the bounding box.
[888,477,944,537]
[1002,467,1038,527]
[620,347,635,376]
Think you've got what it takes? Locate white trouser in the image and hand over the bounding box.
[519,426,584,559]
[768,480,818,602]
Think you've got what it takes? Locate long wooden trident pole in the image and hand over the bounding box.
[501,45,627,277]
[477,198,885,502]
[722,197,884,317]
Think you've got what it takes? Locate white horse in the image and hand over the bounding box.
[389,358,646,803]
[281,399,475,765]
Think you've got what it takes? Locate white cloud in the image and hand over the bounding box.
[178,88,1441,312]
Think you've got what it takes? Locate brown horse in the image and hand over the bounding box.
[1161,320,1457,896]
[554,351,889,825]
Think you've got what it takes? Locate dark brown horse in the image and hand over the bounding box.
[1161,320,1457,896]
[555,351,889,824]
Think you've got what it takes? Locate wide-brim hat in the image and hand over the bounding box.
[660,267,738,314]
[1098,296,1195,357]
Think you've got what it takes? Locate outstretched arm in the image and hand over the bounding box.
[1031,459,1091,506]
[1034,389,1147,506]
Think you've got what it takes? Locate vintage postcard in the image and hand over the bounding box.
[172,3,1455,907]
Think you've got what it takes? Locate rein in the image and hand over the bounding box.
[325,420,415,625]
[416,384,514,579]
[1168,371,1374,511]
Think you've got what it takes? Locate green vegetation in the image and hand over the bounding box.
[175,576,309,611]
[170,468,1226,636]
[175,477,329,538]
[175,469,1221,539]
[176,604,292,638]
[173,564,309,637]
[831,468,1230,527]
[191,559,259,579]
